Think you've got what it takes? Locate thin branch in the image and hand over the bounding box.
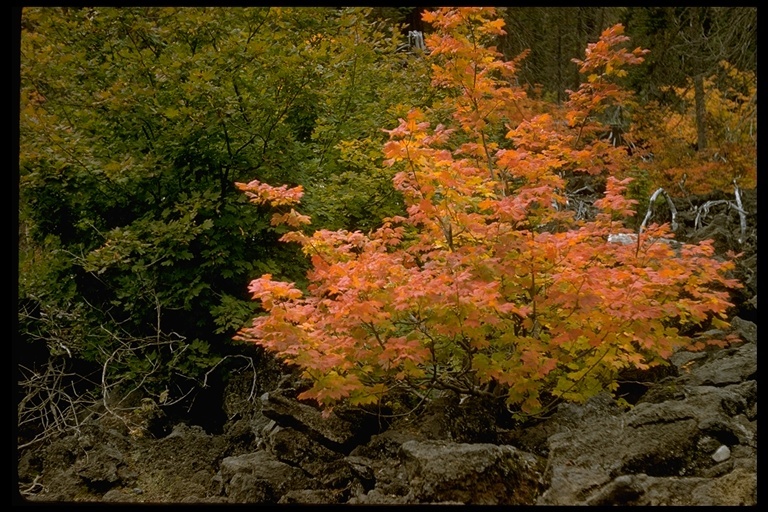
[202,355,258,404]
[733,179,746,245]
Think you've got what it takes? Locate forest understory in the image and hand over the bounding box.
[17,6,756,505]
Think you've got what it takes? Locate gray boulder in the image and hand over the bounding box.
[537,333,757,506]
[399,440,545,505]
[215,451,309,502]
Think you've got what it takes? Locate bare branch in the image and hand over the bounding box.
[640,187,678,234]
[733,179,747,245]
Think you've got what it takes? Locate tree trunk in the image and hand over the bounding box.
[691,6,708,152]
[556,23,562,104]
[693,72,707,151]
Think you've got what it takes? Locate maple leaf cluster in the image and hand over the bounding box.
[235,8,740,416]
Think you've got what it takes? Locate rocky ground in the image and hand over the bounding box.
[16,189,757,506]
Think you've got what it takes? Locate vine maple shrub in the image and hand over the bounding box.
[235,8,740,416]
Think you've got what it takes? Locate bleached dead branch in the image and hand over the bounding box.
[692,181,747,245]
[640,187,678,234]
